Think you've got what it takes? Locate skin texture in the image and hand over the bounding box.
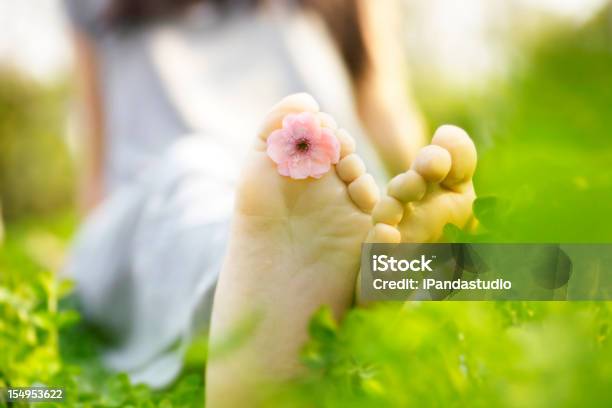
[205,94,399,407]
[357,125,477,307]
[386,125,478,243]
[205,96,477,406]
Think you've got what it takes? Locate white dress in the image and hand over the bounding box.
[65,0,386,388]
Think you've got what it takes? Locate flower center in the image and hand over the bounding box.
[295,138,310,152]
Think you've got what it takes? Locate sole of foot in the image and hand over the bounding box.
[205,93,400,407]
[372,124,478,243]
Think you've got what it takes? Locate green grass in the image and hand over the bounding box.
[415,11,612,243]
[1,217,610,407]
[0,215,205,407]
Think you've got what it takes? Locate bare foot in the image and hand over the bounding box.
[205,94,399,407]
[372,125,478,242]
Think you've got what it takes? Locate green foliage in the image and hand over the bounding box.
[278,302,612,408]
[0,215,75,392]
[0,268,74,388]
[415,7,612,243]
[0,217,204,408]
[0,69,74,221]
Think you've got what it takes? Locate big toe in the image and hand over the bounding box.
[431,125,477,190]
[258,93,319,143]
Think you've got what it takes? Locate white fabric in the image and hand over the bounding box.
[68,138,237,387]
[67,5,386,388]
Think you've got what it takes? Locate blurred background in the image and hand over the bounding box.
[1,0,611,406]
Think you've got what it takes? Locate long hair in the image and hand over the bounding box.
[104,0,369,81]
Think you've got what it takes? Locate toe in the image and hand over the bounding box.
[336,153,366,183]
[411,145,452,183]
[431,125,477,190]
[348,174,380,213]
[270,93,319,114]
[318,112,338,129]
[372,196,404,226]
[365,223,401,243]
[387,170,426,203]
[258,93,319,141]
[336,129,356,158]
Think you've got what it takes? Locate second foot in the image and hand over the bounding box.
[373,125,478,243]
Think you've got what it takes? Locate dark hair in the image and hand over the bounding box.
[105,0,369,81]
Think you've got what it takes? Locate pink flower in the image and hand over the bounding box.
[266,112,340,179]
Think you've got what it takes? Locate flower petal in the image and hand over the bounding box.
[268,111,340,179]
[277,161,291,177]
[267,129,293,164]
[312,128,341,164]
[288,155,312,179]
[281,113,299,130]
[286,111,321,141]
[309,160,331,178]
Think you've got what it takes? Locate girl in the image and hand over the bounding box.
[64,0,474,391]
